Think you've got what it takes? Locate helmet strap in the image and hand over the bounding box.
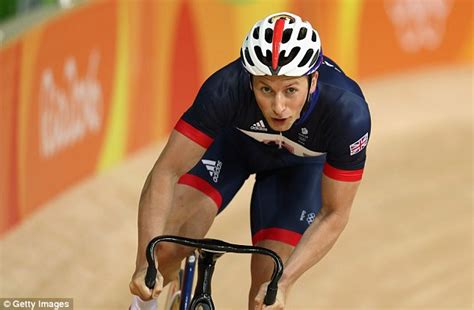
[249,74,254,90]
[306,75,312,103]
[300,75,313,114]
[295,73,318,126]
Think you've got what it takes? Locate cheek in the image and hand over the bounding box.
[290,94,307,111]
[255,95,271,111]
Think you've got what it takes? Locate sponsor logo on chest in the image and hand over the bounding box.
[297,127,309,145]
[250,120,268,132]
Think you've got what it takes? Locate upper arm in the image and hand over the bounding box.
[153,129,208,180]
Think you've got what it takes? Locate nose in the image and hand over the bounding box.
[271,93,286,116]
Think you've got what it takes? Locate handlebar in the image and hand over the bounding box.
[145,235,284,306]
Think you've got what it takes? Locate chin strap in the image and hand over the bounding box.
[295,74,319,126]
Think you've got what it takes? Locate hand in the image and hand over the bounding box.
[129,266,163,301]
[254,281,287,310]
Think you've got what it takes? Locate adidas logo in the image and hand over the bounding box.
[250,120,267,132]
[201,159,223,183]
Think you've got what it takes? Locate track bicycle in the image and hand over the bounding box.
[145,235,284,310]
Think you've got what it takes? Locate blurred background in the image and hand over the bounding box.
[0,0,472,309]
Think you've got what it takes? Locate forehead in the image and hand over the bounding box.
[254,75,305,85]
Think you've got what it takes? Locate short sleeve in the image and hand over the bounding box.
[324,96,371,182]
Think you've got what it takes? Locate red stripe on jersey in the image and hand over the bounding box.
[175,119,214,148]
[252,228,302,247]
[178,174,222,209]
[323,163,364,182]
[272,18,286,70]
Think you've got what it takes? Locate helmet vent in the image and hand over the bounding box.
[265,28,273,43]
[298,49,313,67]
[298,28,307,40]
[312,31,317,42]
[253,27,260,39]
[279,47,301,67]
[282,29,292,43]
[268,15,295,24]
[255,46,272,68]
[244,48,255,66]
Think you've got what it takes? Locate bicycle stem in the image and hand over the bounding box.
[188,250,223,309]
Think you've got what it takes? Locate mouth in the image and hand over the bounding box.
[271,117,290,125]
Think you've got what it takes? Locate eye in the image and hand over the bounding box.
[286,87,297,94]
[260,86,272,94]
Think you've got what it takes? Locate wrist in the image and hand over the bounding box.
[278,272,295,290]
[135,257,147,269]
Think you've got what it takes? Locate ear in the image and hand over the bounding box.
[310,72,318,93]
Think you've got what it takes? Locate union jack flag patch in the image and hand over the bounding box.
[350,133,369,156]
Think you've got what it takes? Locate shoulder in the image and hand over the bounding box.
[182,59,253,137]
[318,56,365,100]
[201,59,250,93]
[317,56,370,128]
[194,59,253,110]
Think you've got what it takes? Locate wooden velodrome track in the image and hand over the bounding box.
[0,66,472,309]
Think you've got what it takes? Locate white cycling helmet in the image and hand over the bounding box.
[241,12,323,76]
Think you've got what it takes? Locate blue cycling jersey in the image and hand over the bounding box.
[176,56,371,181]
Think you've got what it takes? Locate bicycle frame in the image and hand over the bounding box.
[181,253,197,310]
[145,235,284,309]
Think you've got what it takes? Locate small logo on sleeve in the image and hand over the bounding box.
[349,133,369,156]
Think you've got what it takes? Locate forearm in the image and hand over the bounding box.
[134,131,208,268]
[280,208,349,287]
[135,166,179,267]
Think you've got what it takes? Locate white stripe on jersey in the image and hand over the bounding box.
[237,128,326,157]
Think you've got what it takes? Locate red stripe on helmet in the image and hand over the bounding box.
[272,18,285,70]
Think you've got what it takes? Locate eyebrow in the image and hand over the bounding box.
[256,80,300,87]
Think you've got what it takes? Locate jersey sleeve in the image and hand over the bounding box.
[174,62,243,148]
[324,95,371,182]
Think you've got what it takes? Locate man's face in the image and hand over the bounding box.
[252,73,318,132]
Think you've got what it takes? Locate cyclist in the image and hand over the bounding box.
[130,12,371,309]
